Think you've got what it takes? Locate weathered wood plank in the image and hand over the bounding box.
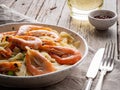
[36,0,66,24]
[57,2,71,28]
[25,0,45,19]
[117,0,120,59]
[0,0,15,7]
[10,0,33,14]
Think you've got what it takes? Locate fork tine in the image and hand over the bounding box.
[106,41,115,66]
[102,42,109,66]
[104,41,115,66]
[101,41,115,66]
[106,41,112,65]
[109,41,115,66]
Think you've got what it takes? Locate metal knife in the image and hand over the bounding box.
[85,48,104,90]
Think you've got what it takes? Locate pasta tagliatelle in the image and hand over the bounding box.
[0,25,82,76]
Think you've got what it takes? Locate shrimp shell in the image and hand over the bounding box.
[25,48,56,76]
[0,61,22,72]
[7,36,42,50]
[16,25,52,35]
[0,47,12,58]
[41,45,82,65]
[27,30,60,41]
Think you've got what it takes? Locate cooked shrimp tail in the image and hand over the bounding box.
[16,25,52,35]
[6,35,42,50]
[27,30,60,41]
[42,45,82,65]
[25,47,56,76]
[0,61,22,73]
[0,47,12,58]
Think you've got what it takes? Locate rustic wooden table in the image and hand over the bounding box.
[0,0,119,90]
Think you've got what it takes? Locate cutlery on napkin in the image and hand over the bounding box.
[85,48,104,90]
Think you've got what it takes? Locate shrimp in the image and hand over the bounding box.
[0,61,22,73]
[0,35,13,58]
[0,31,16,42]
[16,25,52,35]
[41,45,82,65]
[6,36,42,50]
[27,30,60,45]
[1,31,16,36]
[25,47,56,76]
[0,47,12,58]
[27,30,60,41]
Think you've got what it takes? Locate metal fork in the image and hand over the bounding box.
[94,41,115,90]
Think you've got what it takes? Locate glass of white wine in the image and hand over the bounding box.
[67,0,103,20]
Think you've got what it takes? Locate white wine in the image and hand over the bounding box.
[68,0,103,10]
[67,0,103,20]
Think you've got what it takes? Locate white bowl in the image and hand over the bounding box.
[88,10,117,30]
[0,23,88,88]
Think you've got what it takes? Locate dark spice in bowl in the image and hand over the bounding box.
[94,15,112,19]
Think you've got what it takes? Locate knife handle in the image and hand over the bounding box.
[94,70,107,90]
[85,78,93,90]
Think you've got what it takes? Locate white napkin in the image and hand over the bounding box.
[0,4,37,24]
[0,4,120,90]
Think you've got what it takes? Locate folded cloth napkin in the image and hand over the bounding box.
[0,4,37,24]
[0,4,120,90]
